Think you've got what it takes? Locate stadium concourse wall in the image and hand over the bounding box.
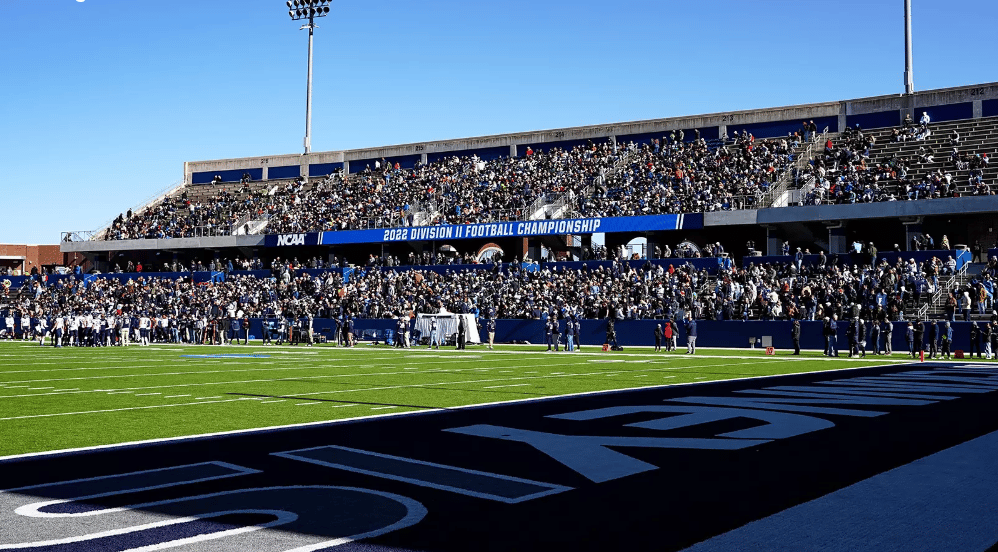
[184,81,998,184]
[194,318,981,354]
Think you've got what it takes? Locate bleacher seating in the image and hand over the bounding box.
[798,116,997,204]
[94,133,809,240]
[90,115,998,243]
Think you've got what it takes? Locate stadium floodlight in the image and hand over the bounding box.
[286,0,332,166]
[903,0,914,95]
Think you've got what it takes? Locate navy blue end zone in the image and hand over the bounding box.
[2,362,998,551]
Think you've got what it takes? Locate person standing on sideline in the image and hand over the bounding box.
[870,319,881,355]
[823,316,833,356]
[345,316,355,348]
[550,315,560,352]
[565,317,575,352]
[684,313,697,354]
[139,312,151,346]
[663,318,673,351]
[573,314,582,352]
[941,321,953,359]
[428,316,439,349]
[858,318,867,358]
[605,318,618,350]
[395,316,406,348]
[261,318,272,345]
[970,322,982,358]
[654,324,663,352]
[791,318,801,355]
[913,321,924,359]
[457,315,467,350]
[847,318,858,357]
[242,317,250,345]
[670,318,679,351]
[53,314,65,348]
[885,320,894,355]
[486,316,495,350]
[906,321,915,357]
[928,320,940,359]
[829,314,839,356]
[228,317,240,345]
[545,316,555,351]
[983,321,993,360]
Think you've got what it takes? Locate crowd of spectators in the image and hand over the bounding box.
[5,240,998,350]
[799,116,992,205]
[578,131,797,216]
[1,259,713,334]
[98,131,805,241]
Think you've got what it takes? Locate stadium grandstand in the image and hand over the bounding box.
[0,80,980,348]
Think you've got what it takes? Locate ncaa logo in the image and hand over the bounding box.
[277,234,306,246]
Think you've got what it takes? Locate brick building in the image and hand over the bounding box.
[0,244,84,276]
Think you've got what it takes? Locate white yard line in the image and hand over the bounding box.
[259,400,286,404]
[482,383,531,389]
[134,393,161,396]
[0,355,564,386]
[0,397,262,422]
[0,359,594,400]
[371,406,398,410]
[163,395,190,399]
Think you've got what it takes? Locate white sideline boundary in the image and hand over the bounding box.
[0,359,916,464]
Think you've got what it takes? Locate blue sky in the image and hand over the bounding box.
[1,0,996,244]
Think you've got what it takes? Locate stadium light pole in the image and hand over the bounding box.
[287,0,331,165]
[904,0,914,95]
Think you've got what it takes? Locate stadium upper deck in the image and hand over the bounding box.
[62,82,998,259]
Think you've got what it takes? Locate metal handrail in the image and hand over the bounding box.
[759,127,828,208]
[919,261,970,319]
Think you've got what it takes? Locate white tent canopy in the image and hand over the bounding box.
[415,313,481,344]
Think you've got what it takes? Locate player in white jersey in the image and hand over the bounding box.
[36,316,48,346]
[93,315,104,347]
[84,313,95,347]
[139,314,151,346]
[20,314,31,341]
[53,315,65,348]
[159,316,169,344]
[68,314,80,346]
[3,313,13,340]
[105,315,116,346]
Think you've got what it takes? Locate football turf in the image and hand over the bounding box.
[0,341,906,458]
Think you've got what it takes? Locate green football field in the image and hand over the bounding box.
[0,341,908,458]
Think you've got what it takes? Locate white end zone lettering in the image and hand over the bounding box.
[0,462,426,551]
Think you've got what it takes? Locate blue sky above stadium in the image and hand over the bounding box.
[0,0,996,244]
